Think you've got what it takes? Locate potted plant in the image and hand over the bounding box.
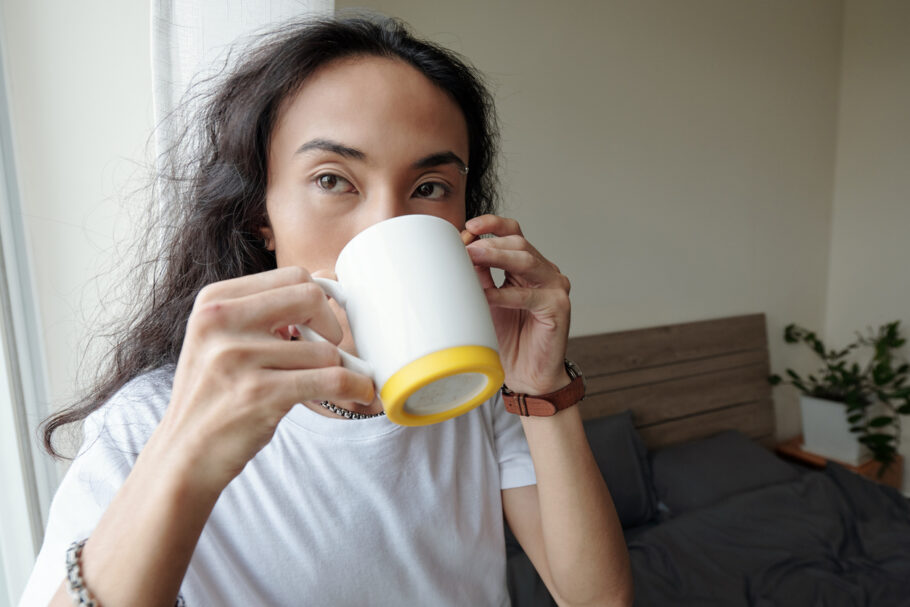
[769,320,910,474]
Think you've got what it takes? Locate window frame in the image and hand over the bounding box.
[0,15,58,604]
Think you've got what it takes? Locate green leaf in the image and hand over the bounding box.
[847,413,864,424]
[811,340,825,357]
[850,426,865,433]
[768,374,782,385]
[869,416,893,428]
[873,364,894,385]
[784,324,799,343]
[897,404,910,415]
[858,433,895,446]
[844,393,862,405]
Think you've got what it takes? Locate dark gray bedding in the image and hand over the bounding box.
[507,464,910,607]
[630,464,910,606]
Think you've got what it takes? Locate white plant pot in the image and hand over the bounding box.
[799,395,871,465]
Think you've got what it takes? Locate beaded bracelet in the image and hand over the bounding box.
[65,539,98,606]
[66,539,186,606]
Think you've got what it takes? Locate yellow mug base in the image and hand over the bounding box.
[380,345,504,426]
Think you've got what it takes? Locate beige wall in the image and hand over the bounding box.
[825,1,910,490]
[1,0,154,422]
[338,0,844,440]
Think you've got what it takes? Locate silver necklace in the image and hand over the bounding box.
[319,400,385,420]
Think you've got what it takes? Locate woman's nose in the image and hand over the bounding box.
[365,189,413,224]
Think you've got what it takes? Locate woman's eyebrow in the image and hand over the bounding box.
[413,151,468,174]
[295,138,366,160]
[294,139,466,174]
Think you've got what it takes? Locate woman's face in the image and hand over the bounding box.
[263,55,470,275]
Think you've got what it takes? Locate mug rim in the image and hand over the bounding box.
[335,214,458,270]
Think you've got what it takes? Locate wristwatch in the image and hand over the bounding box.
[501,359,586,416]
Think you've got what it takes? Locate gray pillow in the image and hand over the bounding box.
[582,410,658,528]
[650,430,799,516]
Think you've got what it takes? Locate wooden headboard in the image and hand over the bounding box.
[567,313,775,449]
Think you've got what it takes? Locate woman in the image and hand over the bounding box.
[24,16,631,607]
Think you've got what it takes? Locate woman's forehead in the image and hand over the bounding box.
[270,55,469,165]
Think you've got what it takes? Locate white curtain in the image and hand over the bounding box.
[151,0,334,163]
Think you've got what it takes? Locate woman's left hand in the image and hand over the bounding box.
[462,214,571,396]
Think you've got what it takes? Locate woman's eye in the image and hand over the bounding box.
[414,182,450,200]
[315,174,355,194]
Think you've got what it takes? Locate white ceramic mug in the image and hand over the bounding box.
[296,214,504,426]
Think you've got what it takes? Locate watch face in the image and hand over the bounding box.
[565,359,586,394]
[565,359,582,380]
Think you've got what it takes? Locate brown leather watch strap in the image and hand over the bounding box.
[502,374,586,416]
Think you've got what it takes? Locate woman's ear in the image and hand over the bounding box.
[260,226,276,251]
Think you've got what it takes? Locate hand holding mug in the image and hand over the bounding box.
[463,215,573,396]
[156,267,376,492]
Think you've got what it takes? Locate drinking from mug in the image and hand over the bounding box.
[296,214,505,425]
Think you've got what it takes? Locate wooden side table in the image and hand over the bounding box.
[776,435,904,491]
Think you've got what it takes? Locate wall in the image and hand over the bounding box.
[0,0,154,444]
[336,0,844,439]
[825,0,910,491]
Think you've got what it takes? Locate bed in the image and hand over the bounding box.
[506,313,910,607]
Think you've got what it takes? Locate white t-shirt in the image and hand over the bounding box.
[20,366,536,606]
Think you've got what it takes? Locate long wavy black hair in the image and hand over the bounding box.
[42,15,500,457]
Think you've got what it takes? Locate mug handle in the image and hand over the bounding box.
[293,277,374,378]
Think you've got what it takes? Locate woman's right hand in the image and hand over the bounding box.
[152,265,375,494]
[49,266,377,607]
